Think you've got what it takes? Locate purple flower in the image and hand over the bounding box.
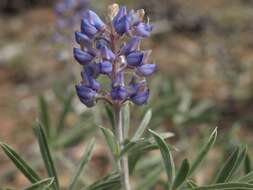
[81,19,98,38]
[81,66,101,90]
[114,16,130,35]
[75,32,92,47]
[99,61,112,74]
[111,86,128,100]
[131,88,149,105]
[113,7,130,35]
[73,48,95,65]
[100,46,116,61]
[84,10,105,31]
[137,64,156,76]
[126,51,144,67]
[121,37,141,55]
[135,23,153,37]
[76,85,96,107]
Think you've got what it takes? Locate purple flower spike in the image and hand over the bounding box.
[99,61,112,74]
[131,88,149,105]
[137,64,156,76]
[74,4,155,107]
[100,46,116,61]
[135,23,153,37]
[121,37,141,55]
[73,48,94,65]
[85,10,105,31]
[126,51,144,67]
[75,32,92,47]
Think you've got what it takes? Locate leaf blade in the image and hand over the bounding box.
[0,143,40,183]
[23,178,54,190]
[215,147,240,183]
[132,109,152,141]
[189,128,217,176]
[34,123,59,190]
[100,127,120,158]
[149,129,175,185]
[171,159,190,189]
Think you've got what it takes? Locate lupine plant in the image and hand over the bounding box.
[1,3,253,190]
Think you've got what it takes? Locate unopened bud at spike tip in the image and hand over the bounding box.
[108,3,119,21]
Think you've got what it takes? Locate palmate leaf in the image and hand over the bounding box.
[84,172,121,190]
[0,143,41,183]
[34,123,59,190]
[132,109,152,141]
[23,178,54,190]
[171,159,190,190]
[190,182,253,190]
[189,128,217,176]
[149,129,175,185]
[68,139,96,190]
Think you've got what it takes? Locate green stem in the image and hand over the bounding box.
[115,105,131,190]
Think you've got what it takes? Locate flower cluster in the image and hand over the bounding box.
[74,4,156,107]
[54,0,90,43]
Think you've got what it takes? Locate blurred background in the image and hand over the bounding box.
[0,0,253,189]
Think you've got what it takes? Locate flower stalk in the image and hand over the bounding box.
[114,105,131,190]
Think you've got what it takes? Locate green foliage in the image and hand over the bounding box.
[84,172,121,190]
[171,159,190,190]
[33,123,59,190]
[23,178,54,190]
[0,143,40,183]
[149,129,175,187]
[38,90,95,149]
[189,128,217,176]
[132,109,152,141]
[100,127,120,158]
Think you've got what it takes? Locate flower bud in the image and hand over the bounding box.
[135,23,153,37]
[99,61,112,74]
[131,88,149,105]
[100,46,116,61]
[111,86,128,100]
[76,85,96,107]
[126,51,144,67]
[85,10,105,31]
[73,48,95,65]
[75,31,92,47]
[121,37,141,55]
[108,3,119,21]
[137,63,156,76]
[81,19,98,38]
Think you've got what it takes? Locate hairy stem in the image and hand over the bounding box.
[115,105,131,190]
